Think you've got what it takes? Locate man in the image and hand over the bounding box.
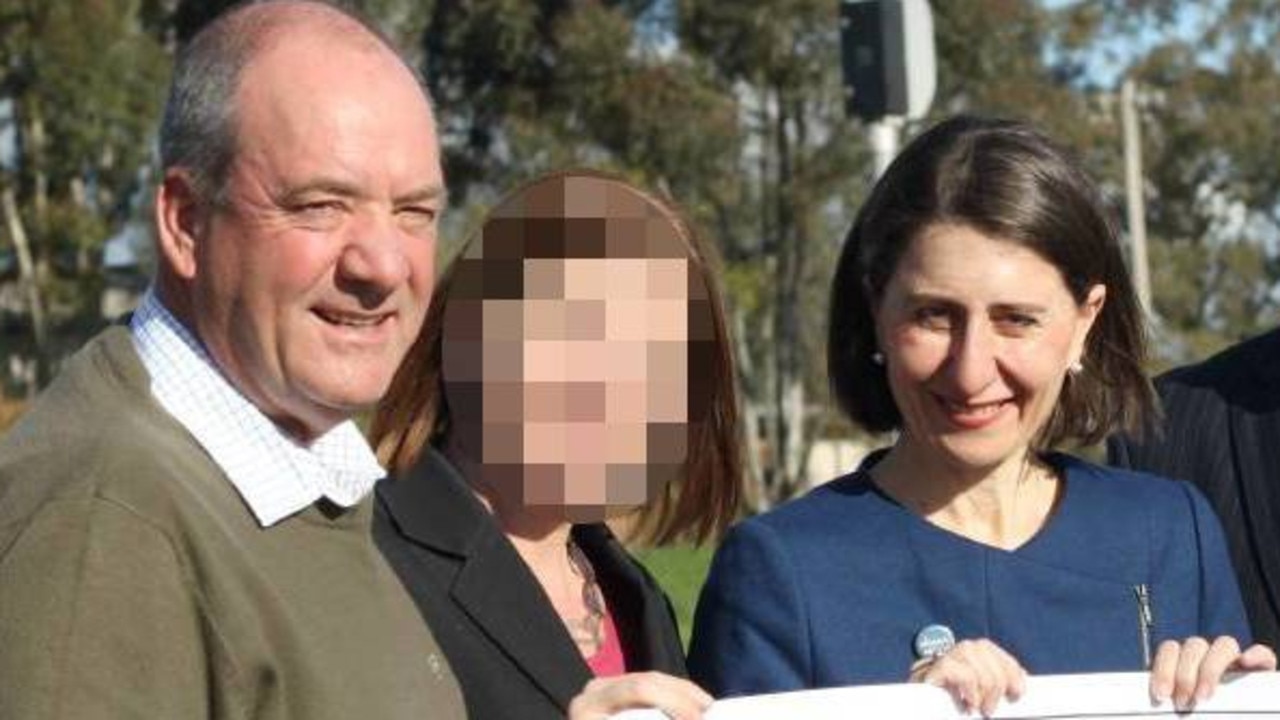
[0,2,465,718]
[1109,328,1280,649]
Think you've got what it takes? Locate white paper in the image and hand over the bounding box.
[610,672,1280,719]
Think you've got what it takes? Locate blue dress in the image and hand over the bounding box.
[688,454,1251,696]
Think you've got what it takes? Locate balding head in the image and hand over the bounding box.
[159,0,430,206]
[152,0,444,440]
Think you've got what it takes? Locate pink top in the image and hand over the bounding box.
[585,608,627,677]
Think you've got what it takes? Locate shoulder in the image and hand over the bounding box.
[1057,454,1210,529]
[374,448,493,559]
[716,470,900,568]
[752,470,887,528]
[1061,454,1190,498]
[1157,326,1280,407]
[0,329,237,547]
[1045,455,1229,589]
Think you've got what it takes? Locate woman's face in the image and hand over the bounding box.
[874,223,1104,476]
[444,256,692,517]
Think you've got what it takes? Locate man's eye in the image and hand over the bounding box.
[294,200,344,218]
[398,206,439,231]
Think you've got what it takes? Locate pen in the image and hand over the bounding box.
[1134,584,1154,669]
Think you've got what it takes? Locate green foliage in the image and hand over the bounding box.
[931,0,1280,364]
[0,0,169,389]
[632,543,714,648]
[1102,1,1280,361]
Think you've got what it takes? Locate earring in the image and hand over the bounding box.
[1068,359,1084,375]
[871,352,885,366]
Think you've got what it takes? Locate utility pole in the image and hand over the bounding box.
[1121,78,1153,315]
[868,116,902,178]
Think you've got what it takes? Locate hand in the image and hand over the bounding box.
[909,638,1027,717]
[567,671,713,720]
[1149,636,1277,710]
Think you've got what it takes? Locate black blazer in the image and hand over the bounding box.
[373,449,687,720]
[1108,328,1280,647]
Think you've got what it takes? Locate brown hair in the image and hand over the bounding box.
[828,115,1156,447]
[372,169,742,545]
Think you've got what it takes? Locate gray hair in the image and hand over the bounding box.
[158,0,428,206]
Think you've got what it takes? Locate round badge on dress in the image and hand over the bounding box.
[913,624,956,659]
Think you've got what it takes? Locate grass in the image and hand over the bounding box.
[631,543,716,648]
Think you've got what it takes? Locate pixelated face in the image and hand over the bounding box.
[442,176,712,520]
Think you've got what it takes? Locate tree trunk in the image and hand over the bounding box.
[770,81,803,501]
[2,185,50,392]
[731,302,766,511]
[70,177,93,275]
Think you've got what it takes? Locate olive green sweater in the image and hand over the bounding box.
[0,327,465,720]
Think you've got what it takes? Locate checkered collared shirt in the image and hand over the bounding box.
[130,290,385,526]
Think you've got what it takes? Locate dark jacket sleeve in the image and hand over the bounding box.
[1107,376,1235,495]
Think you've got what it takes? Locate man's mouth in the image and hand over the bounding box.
[313,308,391,327]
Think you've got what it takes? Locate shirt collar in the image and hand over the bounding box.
[129,289,385,526]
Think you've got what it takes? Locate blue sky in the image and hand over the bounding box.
[1042,0,1220,87]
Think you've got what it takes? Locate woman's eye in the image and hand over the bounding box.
[913,306,951,330]
[994,313,1040,333]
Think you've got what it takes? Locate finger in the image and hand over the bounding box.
[1192,636,1241,703]
[919,652,979,714]
[949,641,994,714]
[568,680,708,720]
[1149,639,1182,703]
[971,640,1025,716]
[963,641,1006,716]
[1233,643,1278,671]
[567,672,712,720]
[623,673,713,720]
[991,643,1028,702]
[938,640,1012,717]
[1172,636,1211,710]
[908,657,935,682]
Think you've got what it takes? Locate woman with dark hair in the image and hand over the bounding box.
[371,170,741,720]
[688,116,1275,715]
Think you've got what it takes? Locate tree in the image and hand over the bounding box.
[673,0,869,507]
[0,0,169,393]
[1069,0,1280,362]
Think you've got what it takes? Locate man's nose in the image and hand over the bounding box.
[337,211,411,304]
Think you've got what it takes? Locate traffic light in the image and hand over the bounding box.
[839,0,936,121]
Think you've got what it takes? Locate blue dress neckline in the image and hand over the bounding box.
[850,451,1077,556]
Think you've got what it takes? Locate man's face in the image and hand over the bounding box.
[188,34,444,440]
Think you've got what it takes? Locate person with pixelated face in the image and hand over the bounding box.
[444,177,716,518]
[372,170,741,720]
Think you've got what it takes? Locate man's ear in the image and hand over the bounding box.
[154,170,206,281]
